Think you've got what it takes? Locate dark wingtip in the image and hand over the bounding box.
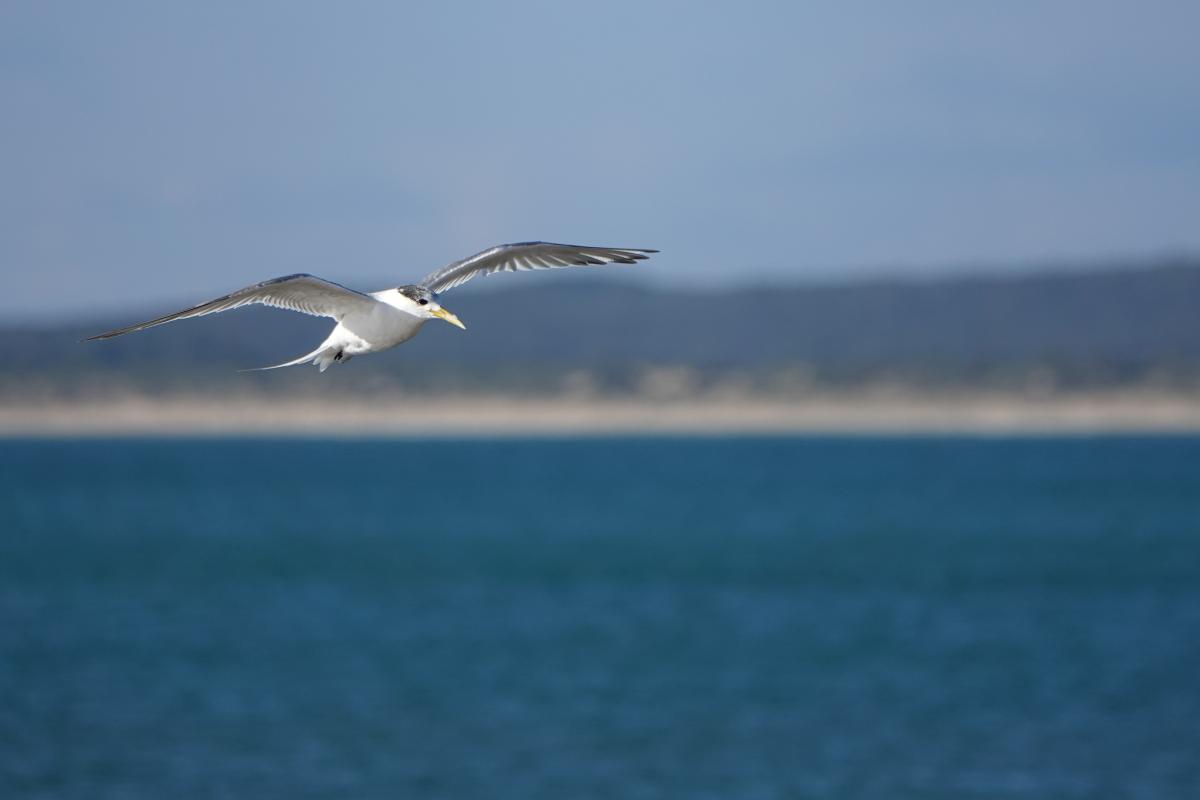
[83,330,121,342]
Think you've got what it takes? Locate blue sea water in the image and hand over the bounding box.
[1,436,1198,799]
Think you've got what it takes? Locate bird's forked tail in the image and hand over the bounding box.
[241,345,344,373]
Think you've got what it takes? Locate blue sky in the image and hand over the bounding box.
[3,2,1199,318]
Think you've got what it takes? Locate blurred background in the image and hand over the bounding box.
[2,2,1199,798]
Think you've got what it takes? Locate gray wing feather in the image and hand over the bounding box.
[418,241,658,294]
[87,274,377,341]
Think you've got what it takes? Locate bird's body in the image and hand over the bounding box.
[268,289,427,371]
[87,242,657,371]
[346,290,427,351]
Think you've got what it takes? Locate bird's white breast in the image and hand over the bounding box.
[340,299,426,353]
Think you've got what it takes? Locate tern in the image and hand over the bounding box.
[87,241,657,371]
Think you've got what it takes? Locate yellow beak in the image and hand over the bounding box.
[431,306,466,330]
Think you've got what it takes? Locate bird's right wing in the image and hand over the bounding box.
[87,274,378,340]
[417,242,658,294]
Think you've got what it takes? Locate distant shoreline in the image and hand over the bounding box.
[2,392,1199,436]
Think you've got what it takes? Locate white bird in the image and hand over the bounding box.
[87,241,657,371]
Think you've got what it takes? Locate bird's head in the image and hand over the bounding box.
[395,285,466,330]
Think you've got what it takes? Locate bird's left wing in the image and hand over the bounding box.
[87,274,378,340]
[418,241,657,294]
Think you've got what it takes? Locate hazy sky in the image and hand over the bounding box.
[3,2,1199,318]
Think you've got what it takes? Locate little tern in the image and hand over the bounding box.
[87,241,657,371]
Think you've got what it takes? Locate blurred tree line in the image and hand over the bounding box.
[3,258,1198,400]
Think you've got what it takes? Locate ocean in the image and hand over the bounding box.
[2,436,1198,798]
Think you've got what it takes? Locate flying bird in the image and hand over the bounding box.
[87,241,657,371]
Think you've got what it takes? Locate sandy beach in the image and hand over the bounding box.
[3,391,1199,436]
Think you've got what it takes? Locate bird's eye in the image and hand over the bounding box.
[418,299,428,306]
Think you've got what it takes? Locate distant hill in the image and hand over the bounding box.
[4,259,1200,396]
